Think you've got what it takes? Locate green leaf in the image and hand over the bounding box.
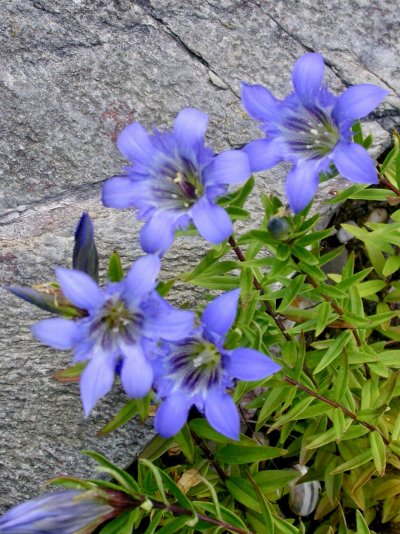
[143,510,164,534]
[355,509,371,534]
[292,245,319,265]
[369,431,386,476]
[100,511,136,534]
[193,502,248,532]
[365,242,386,277]
[46,476,96,491]
[226,478,260,512]
[97,400,137,436]
[155,516,192,534]
[330,450,373,474]
[247,471,274,533]
[189,419,233,443]
[139,435,175,462]
[269,396,316,430]
[253,470,299,493]
[175,424,195,464]
[82,451,140,495]
[383,255,400,277]
[52,361,87,382]
[306,428,338,450]
[315,301,333,337]
[357,280,386,298]
[108,251,124,282]
[276,275,306,312]
[215,444,287,464]
[314,330,352,374]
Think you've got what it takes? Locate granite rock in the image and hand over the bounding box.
[0,0,397,512]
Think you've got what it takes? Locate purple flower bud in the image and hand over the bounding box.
[0,489,131,533]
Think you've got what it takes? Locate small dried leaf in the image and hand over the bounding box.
[176,469,202,494]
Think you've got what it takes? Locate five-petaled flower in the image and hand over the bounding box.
[102,108,250,254]
[241,53,388,213]
[153,289,281,440]
[32,255,193,415]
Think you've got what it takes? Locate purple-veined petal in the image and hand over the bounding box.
[203,150,250,186]
[240,82,279,121]
[333,84,389,123]
[204,390,239,440]
[55,267,104,311]
[292,53,325,105]
[117,122,154,164]
[155,394,191,438]
[102,177,138,208]
[174,108,208,155]
[191,197,233,244]
[80,355,116,416]
[226,347,281,381]
[119,344,153,398]
[202,289,240,337]
[32,318,81,350]
[332,142,378,184]
[144,308,194,341]
[140,211,177,255]
[122,254,161,303]
[243,138,282,172]
[285,160,320,214]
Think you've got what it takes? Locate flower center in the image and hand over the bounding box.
[89,296,143,350]
[167,338,223,396]
[282,105,339,159]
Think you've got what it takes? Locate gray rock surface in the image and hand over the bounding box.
[0,0,398,512]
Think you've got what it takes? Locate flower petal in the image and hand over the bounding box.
[191,197,233,244]
[155,394,191,438]
[80,355,116,416]
[333,84,389,123]
[240,82,279,121]
[119,344,153,398]
[56,268,104,311]
[202,289,240,337]
[285,160,320,214]
[205,390,239,440]
[140,211,177,255]
[174,108,208,155]
[203,150,250,185]
[102,177,138,208]
[117,122,154,164]
[123,254,161,303]
[226,348,281,381]
[145,307,194,341]
[32,318,80,350]
[332,142,378,184]
[292,53,325,105]
[243,138,282,172]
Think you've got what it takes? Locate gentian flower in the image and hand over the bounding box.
[0,489,129,533]
[241,53,389,213]
[102,108,250,254]
[153,289,281,440]
[32,255,194,415]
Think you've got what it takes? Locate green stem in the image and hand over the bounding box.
[228,236,292,341]
[283,375,390,446]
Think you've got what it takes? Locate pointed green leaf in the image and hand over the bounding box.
[108,251,124,282]
[215,444,287,464]
[97,400,137,436]
[369,431,386,476]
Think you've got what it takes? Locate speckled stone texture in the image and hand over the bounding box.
[0,0,398,512]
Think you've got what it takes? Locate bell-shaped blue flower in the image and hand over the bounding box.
[102,108,250,254]
[32,255,194,415]
[153,289,281,440]
[241,53,388,213]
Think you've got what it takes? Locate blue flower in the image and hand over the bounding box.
[102,108,250,254]
[241,53,388,213]
[0,490,117,533]
[153,289,281,440]
[32,255,194,415]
